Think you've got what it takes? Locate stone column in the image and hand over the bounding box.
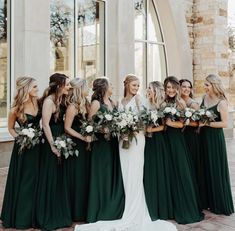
[13,0,50,96]
[191,0,229,96]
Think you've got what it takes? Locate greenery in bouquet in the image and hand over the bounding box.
[16,123,43,154]
[53,134,79,159]
[139,108,164,137]
[113,109,140,149]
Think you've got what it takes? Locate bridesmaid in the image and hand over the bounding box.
[64,78,91,222]
[87,77,125,222]
[199,74,234,215]
[35,73,72,230]
[179,79,204,208]
[164,76,203,224]
[1,77,40,228]
[143,81,173,220]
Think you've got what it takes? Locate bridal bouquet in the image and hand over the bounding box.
[181,107,200,125]
[95,110,114,140]
[113,109,140,149]
[53,134,79,159]
[16,124,43,154]
[80,120,97,150]
[139,109,164,137]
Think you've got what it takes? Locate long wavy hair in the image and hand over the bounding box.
[164,76,185,109]
[206,74,227,100]
[40,73,68,121]
[91,77,109,104]
[12,76,37,123]
[123,74,139,97]
[65,78,89,118]
[148,81,165,109]
[179,79,193,98]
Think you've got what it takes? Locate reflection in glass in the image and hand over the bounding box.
[148,44,167,82]
[77,0,105,86]
[50,0,74,77]
[135,42,146,93]
[148,0,163,42]
[134,0,146,40]
[0,0,7,119]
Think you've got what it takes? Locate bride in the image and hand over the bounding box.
[75,74,177,231]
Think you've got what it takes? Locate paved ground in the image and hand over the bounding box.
[0,136,235,231]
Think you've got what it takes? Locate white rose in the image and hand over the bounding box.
[185,111,192,118]
[22,128,29,135]
[206,111,212,117]
[171,108,177,115]
[164,107,171,113]
[59,140,66,148]
[86,125,93,133]
[105,114,113,121]
[199,109,205,115]
[27,132,35,138]
[119,120,127,128]
[28,128,35,132]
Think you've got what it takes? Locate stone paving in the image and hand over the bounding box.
[0,136,235,231]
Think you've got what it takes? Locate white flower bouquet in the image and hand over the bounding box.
[113,109,140,149]
[53,134,79,159]
[16,123,43,154]
[161,104,181,121]
[80,120,97,150]
[95,110,114,140]
[139,108,164,137]
[182,107,200,125]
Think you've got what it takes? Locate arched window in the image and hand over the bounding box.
[50,0,105,84]
[134,0,167,89]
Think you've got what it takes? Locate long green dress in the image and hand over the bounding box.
[1,113,41,229]
[87,104,125,223]
[34,106,72,230]
[200,100,234,215]
[144,128,174,220]
[64,114,90,222]
[165,125,204,224]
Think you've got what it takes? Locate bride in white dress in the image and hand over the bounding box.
[75,74,177,231]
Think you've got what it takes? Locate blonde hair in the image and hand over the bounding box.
[206,74,227,100]
[148,81,165,109]
[12,76,37,123]
[164,76,185,110]
[123,74,139,97]
[66,78,88,118]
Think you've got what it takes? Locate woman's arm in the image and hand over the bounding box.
[166,118,184,129]
[8,108,18,138]
[42,98,60,156]
[88,100,100,120]
[146,125,164,133]
[64,104,87,141]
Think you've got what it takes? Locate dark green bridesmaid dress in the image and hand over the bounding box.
[87,104,125,223]
[64,114,90,222]
[165,125,204,224]
[200,100,234,215]
[35,106,72,230]
[1,113,41,229]
[144,128,174,220]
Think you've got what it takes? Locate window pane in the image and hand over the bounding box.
[50,0,75,77]
[148,44,167,82]
[148,0,163,42]
[135,42,147,93]
[77,0,105,86]
[0,0,7,119]
[134,0,146,40]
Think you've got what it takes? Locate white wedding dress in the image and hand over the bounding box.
[75,96,177,231]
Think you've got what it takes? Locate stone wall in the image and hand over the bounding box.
[184,0,232,105]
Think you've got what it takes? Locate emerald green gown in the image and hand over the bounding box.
[144,129,174,220]
[87,104,125,223]
[35,106,72,230]
[1,113,41,229]
[64,114,90,222]
[165,125,204,224]
[200,100,234,215]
